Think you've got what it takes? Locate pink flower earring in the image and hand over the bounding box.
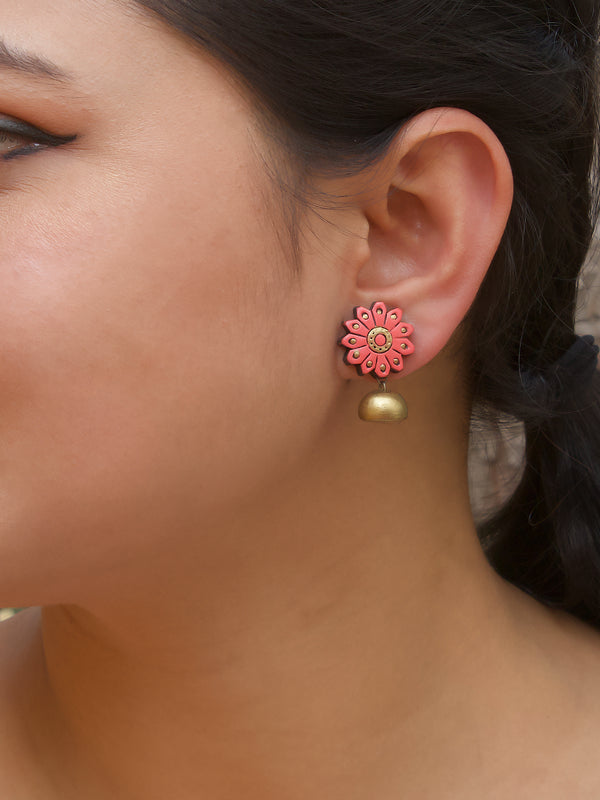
[339,301,415,422]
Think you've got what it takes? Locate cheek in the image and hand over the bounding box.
[0,148,333,603]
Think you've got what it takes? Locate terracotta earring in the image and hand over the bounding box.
[339,301,415,422]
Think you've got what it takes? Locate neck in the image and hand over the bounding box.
[7,365,544,799]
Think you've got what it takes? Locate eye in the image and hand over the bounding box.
[0,117,77,161]
[0,130,44,161]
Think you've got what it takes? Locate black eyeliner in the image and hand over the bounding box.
[0,116,77,148]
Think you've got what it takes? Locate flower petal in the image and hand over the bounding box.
[387,351,404,372]
[343,318,370,336]
[375,354,391,378]
[340,333,367,349]
[384,307,404,331]
[344,345,371,367]
[391,337,415,357]
[358,354,378,375]
[390,320,414,338]
[354,306,375,330]
[371,302,388,326]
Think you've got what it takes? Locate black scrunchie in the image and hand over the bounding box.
[520,334,599,414]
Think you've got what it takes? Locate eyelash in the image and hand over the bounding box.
[1,139,45,162]
[0,118,77,161]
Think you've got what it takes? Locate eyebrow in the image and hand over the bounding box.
[0,37,74,83]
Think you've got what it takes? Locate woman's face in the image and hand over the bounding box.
[0,0,351,602]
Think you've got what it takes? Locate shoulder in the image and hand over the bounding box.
[0,609,37,731]
[0,609,49,800]
[508,591,600,797]
[476,582,600,797]
[551,612,600,791]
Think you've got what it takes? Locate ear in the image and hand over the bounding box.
[336,107,513,379]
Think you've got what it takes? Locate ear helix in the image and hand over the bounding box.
[338,301,415,423]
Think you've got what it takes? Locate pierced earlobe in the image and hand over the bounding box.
[339,301,415,423]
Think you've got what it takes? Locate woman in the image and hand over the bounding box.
[1,0,600,796]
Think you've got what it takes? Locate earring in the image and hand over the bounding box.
[339,301,415,423]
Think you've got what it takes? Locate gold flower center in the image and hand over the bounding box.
[367,326,393,353]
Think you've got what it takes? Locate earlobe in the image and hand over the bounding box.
[345,107,514,376]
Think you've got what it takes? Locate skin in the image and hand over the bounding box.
[1,1,600,798]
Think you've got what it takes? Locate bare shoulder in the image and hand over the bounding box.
[555,623,600,796]
[0,607,38,710]
[0,607,42,680]
[505,587,600,797]
[534,600,600,702]
[0,608,48,800]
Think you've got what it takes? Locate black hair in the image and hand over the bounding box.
[131,0,600,627]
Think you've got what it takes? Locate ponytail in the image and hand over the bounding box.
[479,341,600,625]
